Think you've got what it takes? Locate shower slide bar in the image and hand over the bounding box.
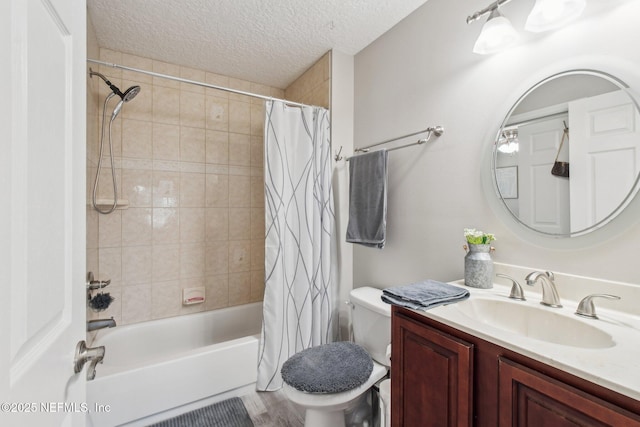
[336,125,444,161]
[86,59,314,109]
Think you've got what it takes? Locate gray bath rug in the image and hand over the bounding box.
[147,397,254,427]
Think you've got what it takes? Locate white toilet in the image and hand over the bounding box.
[282,286,391,427]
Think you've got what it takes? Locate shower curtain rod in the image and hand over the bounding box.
[87,59,314,108]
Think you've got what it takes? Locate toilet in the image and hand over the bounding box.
[281,286,391,427]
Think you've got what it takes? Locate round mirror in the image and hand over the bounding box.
[493,70,640,237]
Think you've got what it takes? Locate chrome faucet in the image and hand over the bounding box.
[87,317,116,332]
[524,271,562,308]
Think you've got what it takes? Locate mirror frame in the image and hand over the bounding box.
[491,69,640,238]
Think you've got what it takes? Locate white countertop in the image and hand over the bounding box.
[413,279,640,401]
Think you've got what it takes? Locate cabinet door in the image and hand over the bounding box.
[499,357,640,427]
[392,309,473,427]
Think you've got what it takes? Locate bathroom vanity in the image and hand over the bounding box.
[390,273,640,426]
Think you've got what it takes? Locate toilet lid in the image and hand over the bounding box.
[281,342,373,393]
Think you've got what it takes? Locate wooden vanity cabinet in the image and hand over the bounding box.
[391,305,640,427]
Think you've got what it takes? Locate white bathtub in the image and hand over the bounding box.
[87,302,263,427]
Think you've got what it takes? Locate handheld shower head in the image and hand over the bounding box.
[110,85,141,121]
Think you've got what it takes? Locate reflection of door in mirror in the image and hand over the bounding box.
[569,90,640,232]
[518,117,570,234]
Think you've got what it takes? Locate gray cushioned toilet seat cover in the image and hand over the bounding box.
[281,342,373,393]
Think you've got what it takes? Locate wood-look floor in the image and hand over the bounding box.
[241,389,305,427]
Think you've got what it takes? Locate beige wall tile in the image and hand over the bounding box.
[180,126,206,163]
[180,172,205,207]
[229,175,250,207]
[152,207,180,244]
[205,130,229,164]
[250,208,265,240]
[180,207,205,243]
[98,210,122,248]
[205,274,229,310]
[229,240,250,273]
[205,174,229,207]
[87,209,99,249]
[122,119,152,159]
[229,133,250,166]
[152,244,180,281]
[250,136,264,168]
[153,86,180,124]
[229,208,250,240]
[250,270,265,302]
[180,243,205,279]
[205,208,229,242]
[229,100,251,135]
[122,169,153,207]
[206,96,229,131]
[229,272,251,306]
[98,247,122,284]
[250,239,264,271]
[180,91,205,128]
[250,175,265,208]
[151,280,181,319]
[122,208,152,246]
[121,284,152,324]
[153,171,180,207]
[153,123,180,160]
[250,103,264,137]
[87,248,99,278]
[122,245,152,285]
[205,243,229,276]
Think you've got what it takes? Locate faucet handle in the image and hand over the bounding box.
[575,294,621,319]
[496,274,525,301]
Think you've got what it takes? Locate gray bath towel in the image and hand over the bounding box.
[382,280,470,311]
[346,149,388,248]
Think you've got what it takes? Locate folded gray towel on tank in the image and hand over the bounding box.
[346,149,388,249]
[381,280,470,311]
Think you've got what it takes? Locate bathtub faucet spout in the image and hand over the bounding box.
[87,317,116,331]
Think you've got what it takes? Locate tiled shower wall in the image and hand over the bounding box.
[86,48,285,325]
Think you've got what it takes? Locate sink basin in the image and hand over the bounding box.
[451,297,615,349]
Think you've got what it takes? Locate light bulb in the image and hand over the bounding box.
[473,9,519,55]
[525,0,586,33]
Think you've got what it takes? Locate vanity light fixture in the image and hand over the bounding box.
[525,0,586,32]
[468,0,587,54]
[473,8,520,55]
[497,128,519,154]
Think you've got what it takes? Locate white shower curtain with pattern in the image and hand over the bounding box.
[257,100,337,391]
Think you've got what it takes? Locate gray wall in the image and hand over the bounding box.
[353,0,640,287]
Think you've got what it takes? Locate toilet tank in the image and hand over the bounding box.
[350,286,391,366]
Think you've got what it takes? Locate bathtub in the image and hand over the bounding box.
[86,302,263,427]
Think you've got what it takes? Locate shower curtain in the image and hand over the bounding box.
[257,100,337,391]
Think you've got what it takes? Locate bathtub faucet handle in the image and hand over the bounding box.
[74,340,106,381]
[86,271,111,290]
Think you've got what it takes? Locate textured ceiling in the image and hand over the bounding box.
[87,0,429,89]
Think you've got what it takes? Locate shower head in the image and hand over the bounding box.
[122,85,141,102]
[109,86,141,121]
[90,68,141,102]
